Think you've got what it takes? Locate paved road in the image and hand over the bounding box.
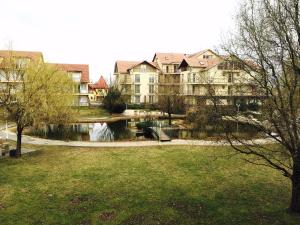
[0,124,275,147]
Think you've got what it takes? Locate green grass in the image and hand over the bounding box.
[0,145,299,225]
[75,106,110,118]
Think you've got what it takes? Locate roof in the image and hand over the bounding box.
[0,50,43,61]
[179,57,223,69]
[187,49,217,59]
[152,52,187,64]
[89,76,108,89]
[50,63,90,83]
[115,60,159,73]
[115,61,141,73]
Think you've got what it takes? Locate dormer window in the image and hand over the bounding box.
[69,72,81,82]
[203,55,213,59]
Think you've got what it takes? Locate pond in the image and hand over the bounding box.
[25,118,261,142]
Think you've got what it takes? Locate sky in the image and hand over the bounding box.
[0,0,240,82]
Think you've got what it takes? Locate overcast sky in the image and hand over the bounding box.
[0,0,240,82]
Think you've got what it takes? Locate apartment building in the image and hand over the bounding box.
[152,53,186,96]
[52,63,90,106]
[0,50,91,107]
[179,50,258,106]
[115,49,260,108]
[114,60,159,104]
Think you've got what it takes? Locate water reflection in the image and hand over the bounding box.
[89,123,114,141]
[27,119,260,142]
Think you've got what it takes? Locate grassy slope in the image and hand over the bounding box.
[0,145,299,225]
[76,106,110,119]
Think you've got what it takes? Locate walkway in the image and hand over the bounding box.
[0,124,275,147]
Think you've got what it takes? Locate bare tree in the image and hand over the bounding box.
[216,0,300,212]
[157,89,185,126]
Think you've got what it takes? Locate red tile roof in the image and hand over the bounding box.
[50,63,90,83]
[89,75,108,89]
[115,61,141,73]
[0,50,43,61]
[153,52,187,64]
[115,60,159,73]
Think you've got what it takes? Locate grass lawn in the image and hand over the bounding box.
[75,106,110,119]
[0,145,299,225]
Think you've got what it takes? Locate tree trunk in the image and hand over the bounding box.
[16,124,23,157]
[168,112,172,126]
[290,159,300,213]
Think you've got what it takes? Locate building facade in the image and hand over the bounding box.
[52,63,90,106]
[88,75,108,105]
[0,50,91,107]
[179,50,258,107]
[114,61,159,104]
[152,53,186,97]
[114,49,260,108]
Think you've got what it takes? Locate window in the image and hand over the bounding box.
[192,73,196,83]
[141,64,147,72]
[228,86,233,95]
[16,58,30,68]
[70,72,81,82]
[80,84,87,93]
[149,96,154,103]
[166,66,169,73]
[135,95,140,103]
[0,57,3,64]
[149,85,154,94]
[228,73,233,83]
[188,73,192,83]
[135,74,140,83]
[203,55,213,59]
[149,76,155,83]
[174,65,178,73]
[135,85,140,94]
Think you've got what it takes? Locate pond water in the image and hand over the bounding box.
[26,119,260,142]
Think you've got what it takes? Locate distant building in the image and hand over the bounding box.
[114,49,261,108]
[88,75,108,104]
[179,50,259,106]
[114,60,159,104]
[51,63,90,106]
[0,50,91,107]
[152,52,186,99]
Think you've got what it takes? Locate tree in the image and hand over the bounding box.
[0,51,75,157]
[219,0,300,212]
[157,90,185,126]
[103,84,126,114]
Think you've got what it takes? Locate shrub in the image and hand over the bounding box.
[103,86,126,114]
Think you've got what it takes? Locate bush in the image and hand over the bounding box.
[103,86,126,114]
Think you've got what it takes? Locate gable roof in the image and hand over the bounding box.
[187,49,220,59]
[115,61,141,73]
[89,76,108,89]
[0,50,43,61]
[115,60,159,73]
[152,52,187,64]
[50,63,90,83]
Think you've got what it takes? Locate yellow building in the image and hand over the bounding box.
[114,60,159,104]
[88,75,108,105]
[152,53,186,97]
[179,50,259,106]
